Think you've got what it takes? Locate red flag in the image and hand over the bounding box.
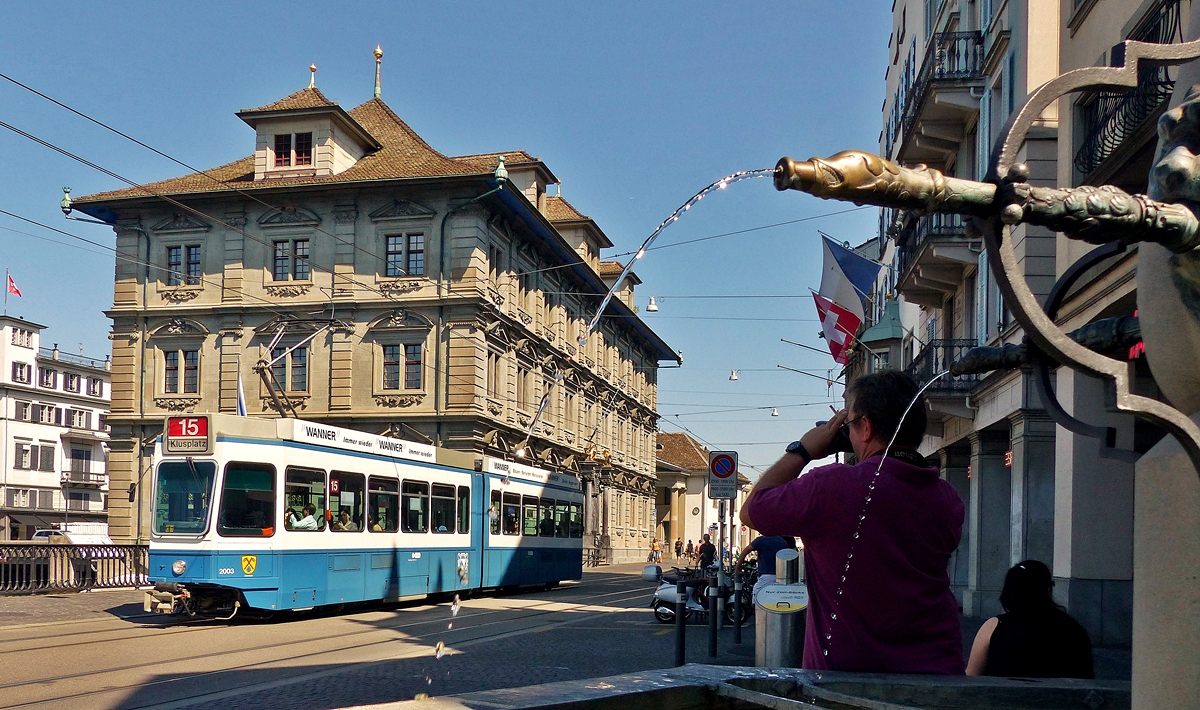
[812,293,860,365]
[6,275,21,297]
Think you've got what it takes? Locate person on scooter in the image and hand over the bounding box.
[741,370,965,674]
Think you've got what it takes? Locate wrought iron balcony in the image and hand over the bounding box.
[888,31,984,159]
[1073,0,1182,178]
[906,339,980,394]
[61,463,107,487]
[894,213,980,308]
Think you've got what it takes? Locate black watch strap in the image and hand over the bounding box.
[786,440,811,462]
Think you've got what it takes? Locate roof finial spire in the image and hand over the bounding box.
[309,64,317,88]
[373,45,384,99]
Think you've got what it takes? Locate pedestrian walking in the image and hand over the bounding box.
[674,537,683,560]
[685,539,694,561]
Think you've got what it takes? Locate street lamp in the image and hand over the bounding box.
[646,296,659,312]
[729,370,739,381]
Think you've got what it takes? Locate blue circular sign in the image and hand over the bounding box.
[711,454,736,478]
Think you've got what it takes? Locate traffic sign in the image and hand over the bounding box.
[708,450,738,499]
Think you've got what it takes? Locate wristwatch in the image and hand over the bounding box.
[785,440,811,463]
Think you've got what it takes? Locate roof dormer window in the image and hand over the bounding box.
[273,132,313,168]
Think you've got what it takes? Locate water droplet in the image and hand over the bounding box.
[853,533,859,539]
[825,633,832,640]
[831,613,837,620]
[865,496,871,502]
[451,595,461,616]
[435,641,446,659]
[837,588,844,595]
[448,622,454,629]
[840,576,846,582]
[426,676,433,685]
[823,649,829,656]
[859,515,866,521]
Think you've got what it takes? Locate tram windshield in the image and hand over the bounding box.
[154,459,216,534]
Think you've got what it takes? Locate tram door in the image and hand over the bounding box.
[326,472,367,602]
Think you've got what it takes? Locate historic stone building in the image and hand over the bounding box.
[71,77,676,559]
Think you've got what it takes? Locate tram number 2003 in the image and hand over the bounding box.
[218,567,237,575]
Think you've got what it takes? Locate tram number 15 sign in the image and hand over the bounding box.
[708,451,738,500]
[164,415,212,455]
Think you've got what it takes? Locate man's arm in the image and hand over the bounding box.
[740,411,847,528]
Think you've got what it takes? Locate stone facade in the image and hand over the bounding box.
[73,86,676,552]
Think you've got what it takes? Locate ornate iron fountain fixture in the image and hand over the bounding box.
[776,37,1200,473]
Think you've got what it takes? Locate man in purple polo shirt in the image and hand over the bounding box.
[741,370,965,674]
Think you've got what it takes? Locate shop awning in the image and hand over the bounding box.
[8,514,58,527]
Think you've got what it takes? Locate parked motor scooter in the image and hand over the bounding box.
[642,564,752,624]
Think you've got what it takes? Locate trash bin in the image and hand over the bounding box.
[754,549,808,667]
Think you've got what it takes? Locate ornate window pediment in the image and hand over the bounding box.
[253,314,336,336]
[258,206,321,228]
[148,317,210,338]
[367,309,434,333]
[152,213,211,234]
[369,200,435,221]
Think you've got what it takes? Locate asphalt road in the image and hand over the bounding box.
[0,564,753,710]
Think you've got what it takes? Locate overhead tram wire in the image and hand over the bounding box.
[0,119,416,306]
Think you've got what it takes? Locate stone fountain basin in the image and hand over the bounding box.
[358,664,1129,710]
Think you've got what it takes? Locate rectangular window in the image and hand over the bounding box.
[291,347,307,391]
[273,241,290,281]
[368,476,399,532]
[502,492,520,535]
[516,366,529,410]
[269,346,307,392]
[164,351,179,393]
[217,462,276,537]
[87,378,102,397]
[12,362,30,384]
[284,467,326,531]
[539,498,555,538]
[490,490,502,535]
[68,409,88,428]
[39,490,54,510]
[15,401,30,421]
[294,132,312,166]
[68,491,88,511]
[38,368,56,389]
[457,485,470,534]
[183,350,199,394]
[292,239,310,280]
[407,234,424,276]
[383,345,401,390]
[386,235,404,277]
[556,500,570,538]
[14,442,35,470]
[167,246,183,286]
[404,344,422,389]
[401,480,429,533]
[274,134,292,167]
[570,503,583,538]
[10,327,32,348]
[64,373,80,393]
[329,472,365,532]
[523,495,541,536]
[487,352,501,400]
[432,484,456,533]
[271,346,287,390]
[186,245,201,285]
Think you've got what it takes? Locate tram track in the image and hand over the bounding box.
[0,579,654,709]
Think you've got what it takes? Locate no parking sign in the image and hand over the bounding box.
[708,451,738,500]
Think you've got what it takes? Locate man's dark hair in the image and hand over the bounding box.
[846,369,927,449]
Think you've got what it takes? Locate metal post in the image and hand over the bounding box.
[718,500,726,629]
[733,567,743,644]
[708,568,719,657]
[674,580,686,667]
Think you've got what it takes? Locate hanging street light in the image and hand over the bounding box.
[646,296,659,312]
[729,370,739,381]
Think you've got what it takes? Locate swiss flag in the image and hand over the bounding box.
[6,275,21,298]
[813,293,860,365]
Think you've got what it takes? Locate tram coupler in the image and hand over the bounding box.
[144,582,189,613]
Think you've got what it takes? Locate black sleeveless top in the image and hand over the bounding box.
[983,608,1094,679]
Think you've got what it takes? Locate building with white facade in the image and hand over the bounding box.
[1,315,111,539]
[655,432,751,557]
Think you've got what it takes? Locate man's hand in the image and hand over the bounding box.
[799,409,848,460]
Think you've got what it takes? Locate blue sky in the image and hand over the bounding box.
[0,2,890,473]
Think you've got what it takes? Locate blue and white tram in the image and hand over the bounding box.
[143,413,583,617]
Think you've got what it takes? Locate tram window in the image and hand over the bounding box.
[502,492,520,535]
[432,484,456,533]
[555,500,569,538]
[153,460,215,534]
[217,462,276,537]
[284,468,326,531]
[523,496,540,536]
[569,503,583,538]
[402,481,429,533]
[457,486,470,534]
[538,497,555,538]
[490,490,501,535]
[329,471,365,532]
[368,477,399,532]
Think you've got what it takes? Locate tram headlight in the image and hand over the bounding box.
[172,559,187,576]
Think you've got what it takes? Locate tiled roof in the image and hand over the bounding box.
[543,195,588,222]
[76,97,544,204]
[598,261,625,276]
[656,432,710,470]
[240,87,338,113]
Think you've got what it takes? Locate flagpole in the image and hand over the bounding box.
[4,267,8,316]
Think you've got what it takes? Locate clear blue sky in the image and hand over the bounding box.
[0,2,890,473]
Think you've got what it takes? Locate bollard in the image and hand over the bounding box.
[755,549,807,667]
[733,569,743,644]
[708,568,718,657]
[674,580,686,667]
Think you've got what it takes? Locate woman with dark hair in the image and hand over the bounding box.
[966,560,1094,678]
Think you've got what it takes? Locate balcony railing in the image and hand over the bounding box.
[38,347,108,371]
[61,469,107,486]
[906,339,980,392]
[896,213,969,282]
[1074,0,1182,177]
[892,31,984,152]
